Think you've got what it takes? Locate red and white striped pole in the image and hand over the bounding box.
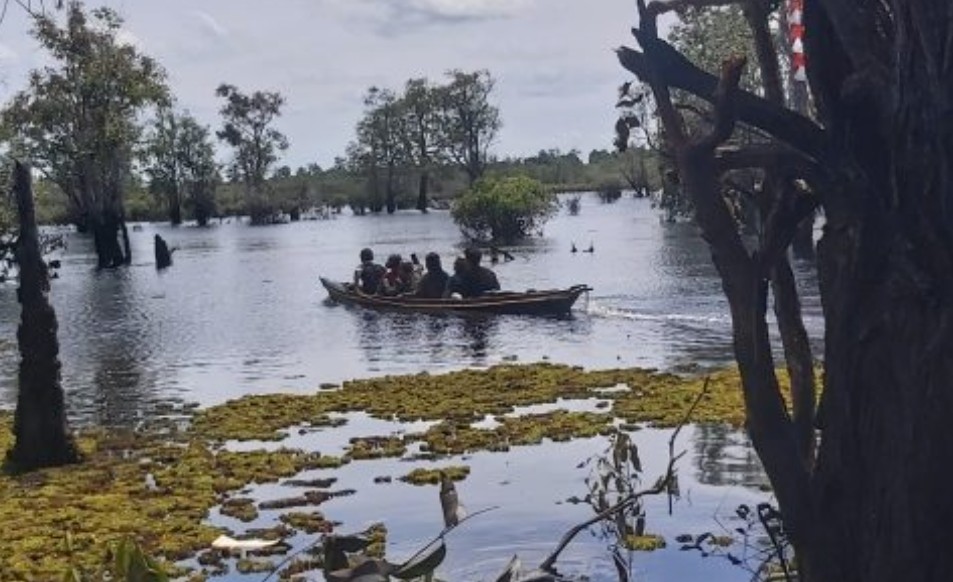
[788,0,806,82]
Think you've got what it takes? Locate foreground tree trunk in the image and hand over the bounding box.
[6,162,79,472]
[618,0,953,580]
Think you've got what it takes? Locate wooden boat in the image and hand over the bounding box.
[320,277,591,316]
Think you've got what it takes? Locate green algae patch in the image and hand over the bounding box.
[624,534,667,551]
[347,435,407,460]
[192,363,762,446]
[400,466,471,485]
[0,363,793,579]
[0,415,343,580]
[221,498,259,522]
[279,511,335,534]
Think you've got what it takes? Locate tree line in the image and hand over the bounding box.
[0,2,658,268]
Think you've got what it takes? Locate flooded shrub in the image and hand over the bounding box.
[451,175,558,242]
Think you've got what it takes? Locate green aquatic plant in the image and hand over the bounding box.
[400,466,470,486]
[1,363,805,579]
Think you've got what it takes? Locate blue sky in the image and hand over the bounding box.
[0,0,650,169]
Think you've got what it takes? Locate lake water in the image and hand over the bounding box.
[0,194,823,422]
[0,193,822,580]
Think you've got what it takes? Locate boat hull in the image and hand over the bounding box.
[320,278,590,316]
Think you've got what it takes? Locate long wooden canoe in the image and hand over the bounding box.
[320,277,591,316]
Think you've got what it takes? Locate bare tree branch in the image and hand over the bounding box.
[616,42,827,159]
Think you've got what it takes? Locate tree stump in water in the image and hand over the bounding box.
[7,161,78,471]
[154,234,173,269]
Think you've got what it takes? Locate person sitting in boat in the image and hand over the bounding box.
[416,252,449,298]
[443,257,472,299]
[464,247,501,295]
[380,254,406,296]
[397,261,418,294]
[353,248,386,294]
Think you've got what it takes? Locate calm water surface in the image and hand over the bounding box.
[0,194,822,421]
[0,194,821,581]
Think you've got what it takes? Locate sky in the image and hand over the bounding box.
[0,0,650,169]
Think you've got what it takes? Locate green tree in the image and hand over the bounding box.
[451,175,557,242]
[351,87,409,214]
[2,2,168,268]
[438,70,501,185]
[401,78,444,212]
[620,0,953,580]
[143,107,219,226]
[215,83,288,225]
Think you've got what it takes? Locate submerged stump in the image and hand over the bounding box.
[154,234,173,269]
[7,161,78,471]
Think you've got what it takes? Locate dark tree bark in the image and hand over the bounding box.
[154,234,173,269]
[6,162,79,472]
[417,170,430,213]
[169,194,182,226]
[90,211,129,269]
[619,0,953,580]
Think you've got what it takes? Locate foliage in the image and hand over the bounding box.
[143,107,219,225]
[65,536,170,582]
[451,175,558,241]
[668,6,761,92]
[215,83,288,224]
[0,1,167,249]
[679,502,794,582]
[349,87,408,214]
[439,69,501,185]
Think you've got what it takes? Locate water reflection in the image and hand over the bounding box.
[353,309,502,369]
[68,269,158,426]
[693,424,769,489]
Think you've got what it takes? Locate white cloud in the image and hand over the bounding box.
[0,43,19,62]
[193,10,229,39]
[405,0,531,19]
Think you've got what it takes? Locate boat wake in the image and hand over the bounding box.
[584,301,729,325]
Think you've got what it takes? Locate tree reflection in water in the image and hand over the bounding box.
[693,424,769,490]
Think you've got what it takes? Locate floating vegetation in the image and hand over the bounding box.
[278,511,335,534]
[220,498,258,522]
[0,362,788,579]
[400,466,471,486]
[624,534,667,551]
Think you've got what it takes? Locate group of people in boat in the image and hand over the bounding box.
[353,247,500,299]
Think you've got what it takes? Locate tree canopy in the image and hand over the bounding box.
[215,83,288,224]
[451,175,558,242]
[1,1,168,267]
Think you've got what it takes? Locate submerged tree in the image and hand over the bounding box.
[618,0,953,581]
[439,70,501,186]
[352,87,408,214]
[1,2,168,268]
[451,175,558,242]
[215,84,288,225]
[402,78,444,212]
[143,107,219,226]
[6,162,78,471]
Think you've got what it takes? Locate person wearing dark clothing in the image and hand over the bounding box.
[416,252,450,298]
[353,248,386,294]
[464,247,500,295]
[444,257,472,298]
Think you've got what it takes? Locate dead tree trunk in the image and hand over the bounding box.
[6,162,79,472]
